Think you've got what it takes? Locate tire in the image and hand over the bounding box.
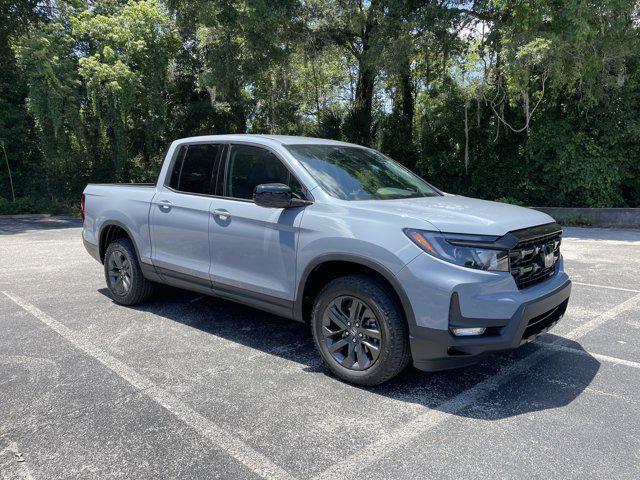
[311,274,410,386]
[103,238,154,306]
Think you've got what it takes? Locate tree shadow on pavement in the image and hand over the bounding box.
[0,216,81,235]
[99,283,599,422]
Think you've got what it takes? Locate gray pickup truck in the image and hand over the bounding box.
[82,134,571,385]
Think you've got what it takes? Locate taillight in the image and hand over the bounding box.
[81,193,85,223]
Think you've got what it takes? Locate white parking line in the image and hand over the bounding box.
[2,291,295,480]
[314,292,640,480]
[543,342,640,369]
[565,293,640,339]
[572,281,640,293]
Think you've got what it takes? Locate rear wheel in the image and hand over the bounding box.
[311,274,410,386]
[104,238,154,305]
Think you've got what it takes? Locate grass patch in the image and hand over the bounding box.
[0,197,80,216]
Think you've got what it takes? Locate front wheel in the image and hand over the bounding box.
[103,238,154,305]
[311,274,410,386]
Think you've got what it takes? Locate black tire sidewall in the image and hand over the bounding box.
[311,275,409,385]
[103,238,145,305]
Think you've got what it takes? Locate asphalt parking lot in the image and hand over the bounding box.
[1,217,639,479]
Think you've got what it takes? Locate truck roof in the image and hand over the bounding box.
[173,134,358,147]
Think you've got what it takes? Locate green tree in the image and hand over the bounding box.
[169,0,301,134]
[75,0,181,177]
[14,19,88,197]
[0,0,46,199]
[2,0,640,213]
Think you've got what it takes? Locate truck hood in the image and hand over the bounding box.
[352,195,555,236]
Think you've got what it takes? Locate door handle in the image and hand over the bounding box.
[158,200,172,211]
[213,209,230,220]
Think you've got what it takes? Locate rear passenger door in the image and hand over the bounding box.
[150,143,222,285]
[208,144,307,310]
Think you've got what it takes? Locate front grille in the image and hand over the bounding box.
[522,299,569,340]
[509,228,562,289]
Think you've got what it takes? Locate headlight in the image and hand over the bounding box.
[404,228,509,272]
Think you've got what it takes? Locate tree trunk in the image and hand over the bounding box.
[1,142,15,202]
[353,60,375,146]
[310,48,321,115]
[464,98,470,173]
[350,0,380,146]
[228,77,246,134]
[398,58,417,168]
[400,60,414,128]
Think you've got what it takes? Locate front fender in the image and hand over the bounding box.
[293,241,418,330]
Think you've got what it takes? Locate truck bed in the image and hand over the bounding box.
[86,183,155,187]
[82,183,159,265]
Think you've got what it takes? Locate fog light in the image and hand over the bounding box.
[450,327,486,337]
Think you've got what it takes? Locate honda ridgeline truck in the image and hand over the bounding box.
[82,135,571,385]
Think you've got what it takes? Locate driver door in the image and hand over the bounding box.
[209,144,307,309]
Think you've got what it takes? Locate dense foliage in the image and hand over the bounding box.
[1,0,639,212]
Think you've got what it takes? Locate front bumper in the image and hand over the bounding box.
[409,279,571,371]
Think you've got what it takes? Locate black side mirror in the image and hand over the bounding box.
[254,183,311,208]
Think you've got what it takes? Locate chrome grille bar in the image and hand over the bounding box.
[508,229,562,289]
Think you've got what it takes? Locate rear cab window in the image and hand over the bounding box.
[167,144,221,195]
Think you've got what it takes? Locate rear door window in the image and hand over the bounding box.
[168,144,221,195]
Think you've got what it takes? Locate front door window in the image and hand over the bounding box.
[225,144,303,199]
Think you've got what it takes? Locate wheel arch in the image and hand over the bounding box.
[294,254,416,330]
[98,221,141,264]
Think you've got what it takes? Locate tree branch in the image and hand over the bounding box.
[484,69,549,134]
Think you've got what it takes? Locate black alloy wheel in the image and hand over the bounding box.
[321,295,382,370]
[103,237,154,305]
[311,274,410,386]
[106,250,132,295]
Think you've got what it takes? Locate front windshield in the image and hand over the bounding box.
[286,144,441,200]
